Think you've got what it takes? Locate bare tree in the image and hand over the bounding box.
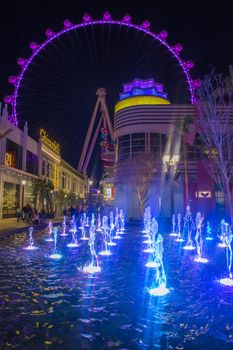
[116,155,157,216]
[196,69,233,221]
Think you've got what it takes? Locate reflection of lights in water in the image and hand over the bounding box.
[205,237,213,241]
[218,242,227,248]
[49,253,62,259]
[67,243,79,248]
[194,257,208,263]
[113,235,122,240]
[149,285,170,296]
[143,239,152,244]
[183,245,195,250]
[118,231,126,235]
[99,250,111,256]
[176,238,184,242]
[23,246,38,250]
[45,238,54,242]
[169,233,178,237]
[60,233,68,237]
[108,242,117,246]
[83,264,101,274]
[145,261,160,268]
[143,248,155,253]
[219,278,233,286]
[80,237,89,241]
[141,230,148,234]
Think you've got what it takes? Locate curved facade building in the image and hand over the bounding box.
[114,78,197,219]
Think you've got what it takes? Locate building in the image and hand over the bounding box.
[0,104,87,219]
[114,78,219,219]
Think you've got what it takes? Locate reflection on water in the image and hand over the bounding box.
[0,227,233,349]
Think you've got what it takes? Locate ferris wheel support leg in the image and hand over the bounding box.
[100,96,114,141]
[82,114,104,173]
[78,97,100,173]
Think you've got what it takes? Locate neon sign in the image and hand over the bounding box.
[40,129,60,154]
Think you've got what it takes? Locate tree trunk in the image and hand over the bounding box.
[137,191,144,217]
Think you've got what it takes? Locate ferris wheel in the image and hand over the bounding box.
[5,12,200,127]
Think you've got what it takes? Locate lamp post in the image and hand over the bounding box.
[163,155,180,215]
[21,180,26,209]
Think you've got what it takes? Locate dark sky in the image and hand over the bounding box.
[0,0,232,178]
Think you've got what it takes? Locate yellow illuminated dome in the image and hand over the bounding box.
[114,78,170,113]
[115,95,170,113]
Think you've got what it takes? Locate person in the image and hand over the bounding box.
[16,206,21,222]
[40,209,46,224]
[63,208,67,217]
[33,209,39,225]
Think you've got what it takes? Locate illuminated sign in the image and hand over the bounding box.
[40,129,60,154]
[103,184,114,200]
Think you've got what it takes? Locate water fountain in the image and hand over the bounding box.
[49,227,62,259]
[144,218,157,253]
[113,209,122,240]
[141,207,151,236]
[83,222,101,273]
[96,213,102,232]
[183,205,195,250]
[145,219,160,266]
[24,227,38,250]
[99,216,111,256]
[60,216,68,237]
[119,209,126,233]
[205,221,213,241]
[45,220,54,242]
[175,213,184,242]
[219,223,233,286]
[194,212,208,263]
[108,211,117,246]
[169,214,178,237]
[149,233,169,296]
[67,217,79,248]
[218,219,228,248]
[80,217,89,241]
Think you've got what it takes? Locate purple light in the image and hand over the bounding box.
[17,57,27,66]
[122,14,131,23]
[29,41,40,51]
[185,60,195,70]
[4,95,12,104]
[8,15,198,126]
[45,28,55,38]
[142,20,150,29]
[159,30,168,39]
[103,12,111,20]
[83,13,92,22]
[8,76,17,85]
[63,19,73,28]
[174,43,183,53]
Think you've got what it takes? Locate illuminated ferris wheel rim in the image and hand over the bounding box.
[5,12,201,125]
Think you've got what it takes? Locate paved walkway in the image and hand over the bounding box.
[0,217,62,237]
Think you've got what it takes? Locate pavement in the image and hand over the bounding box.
[0,217,63,237]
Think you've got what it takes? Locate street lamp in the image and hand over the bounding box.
[21,180,26,209]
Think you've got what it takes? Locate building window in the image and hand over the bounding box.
[5,139,23,170]
[26,151,38,175]
[118,135,130,160]
[132,133,145,156]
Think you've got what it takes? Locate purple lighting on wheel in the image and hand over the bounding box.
[159,30,168,40]
[29,42,40,51]
[4,95,12,104]
[45,28,55,38]
[174,43,183,53]
[63,19,73,28]
[103,12,111,20]
[83,13,92,22]
[8,76,17,85]
[6,13,199,125]
[142,20,150,30]
[185,60,195,70]
[122,14,131,23]
[17,57,27,66]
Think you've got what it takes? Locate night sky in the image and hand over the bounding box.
[0,0,232,179]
